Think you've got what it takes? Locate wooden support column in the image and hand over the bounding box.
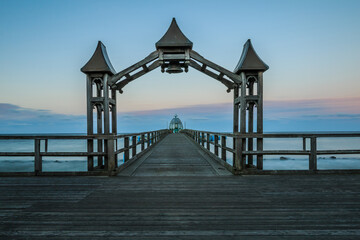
[124,137,129,162]
[235,137,244,170]
[111,89,117,134]
[240,72,247,167]
[310,137,317,171]
[257,72,264,170]
[147,133,151,147]
[221,136,226,161]
[233,85,239,163]
[132,135,137,157]
[248,103,254,165]
[214,135,219,156]
[107,137,115,175]
[34,139,42,175]
[201,132,205,147]
[86,76,94,171]
[141,134,145,151]
[206,134,210,150]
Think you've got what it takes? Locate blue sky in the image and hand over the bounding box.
[0,0,360,133]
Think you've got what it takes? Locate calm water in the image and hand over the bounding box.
[0,134,359,172]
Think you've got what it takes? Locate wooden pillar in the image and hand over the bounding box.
[206,134,210,150]
[111,89,117,134]
[240,73,247,167]
[147,132,151,147]
[141,134,145,151]
[124,137,129,162]
[257,72,264,170]
[214,135,219,156]
[233,85,239,164]
[107,137,115,174]
[86,76,94,171]
[201,132,205,147]
[34,139,42,175]
[221,136,226,161]
[310,137,317,171]
[248,79,254,166]
[96,104,103,167]
[132,135,137,157]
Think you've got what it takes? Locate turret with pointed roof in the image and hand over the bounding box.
[81,41,116,75]
[234,39,268,74]
[156,18,193,50]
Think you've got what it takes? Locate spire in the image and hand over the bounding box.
[156,18,193,49]
[234,39,269,74]
[81,41,116,75]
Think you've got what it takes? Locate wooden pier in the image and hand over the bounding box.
[1,133,360,239]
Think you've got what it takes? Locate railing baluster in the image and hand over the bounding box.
[124,137,129,162]
[214,135,219,156]
[206,134,210,150]
[132,135,137,157]
[201,132,205,147]
[310,137,317,171]
[221,136,226,161]
[141,134,145,151]
[34,139,42,175]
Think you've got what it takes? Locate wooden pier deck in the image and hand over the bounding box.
[1,133,360,239]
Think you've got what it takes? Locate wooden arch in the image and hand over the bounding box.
[81,18,268,170]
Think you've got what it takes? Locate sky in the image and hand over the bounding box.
[0,0,360,133]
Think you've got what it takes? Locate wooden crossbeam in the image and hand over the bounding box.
[190,50,241,84]
[189,60,234,90]
[115,60,162,93]
[109,51,159,85]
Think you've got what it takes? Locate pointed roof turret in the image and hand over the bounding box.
[81,41,116,75]
[156,18,193,49]
[234,39,269,74]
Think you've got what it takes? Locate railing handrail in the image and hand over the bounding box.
[0,129,169,140]
[182,129,360,173]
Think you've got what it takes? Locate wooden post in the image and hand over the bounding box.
[111,89,117,134]
[235,136,244,170]
[132,135,137,157]
[303,137,306,151]
[240,72,247,168]
[248,80,254,165]
[103,74,110,134]
[87,138,93,171]
[214,135,219,156]
[86,76,94,171]
[201,132,205,147]
[221,136,226,161]
[310,137,317,171]
[197,132,201,144]
[124,137,129,162]
[257,72,264,170]
[233,85,239,163]
[34,139,42,175]
[206,134,210,150]
[107,138,115,175]
[147,133,151,147]
[141,134,145,151]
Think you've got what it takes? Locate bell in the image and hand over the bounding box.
[166,62,183,74]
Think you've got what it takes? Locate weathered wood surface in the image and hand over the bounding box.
[1,175,360,239]
[118,133,231,176]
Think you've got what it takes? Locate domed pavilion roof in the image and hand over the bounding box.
[169,114,183,130]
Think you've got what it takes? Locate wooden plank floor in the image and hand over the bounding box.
[1,175,360,239]
[118,133,231,176]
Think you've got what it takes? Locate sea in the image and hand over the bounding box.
[0,133,359,172]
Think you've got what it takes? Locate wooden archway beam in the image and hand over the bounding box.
[114,60,162,93]
[188,60,234,91]
[108,51,159,86]
[189,50,242,84]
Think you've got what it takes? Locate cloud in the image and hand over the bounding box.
[1,97,360,133]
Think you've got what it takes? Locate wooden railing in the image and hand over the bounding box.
[0,129,170,176]
[182,129,360,173]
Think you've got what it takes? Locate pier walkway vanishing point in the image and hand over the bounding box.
[1,133,360,239]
